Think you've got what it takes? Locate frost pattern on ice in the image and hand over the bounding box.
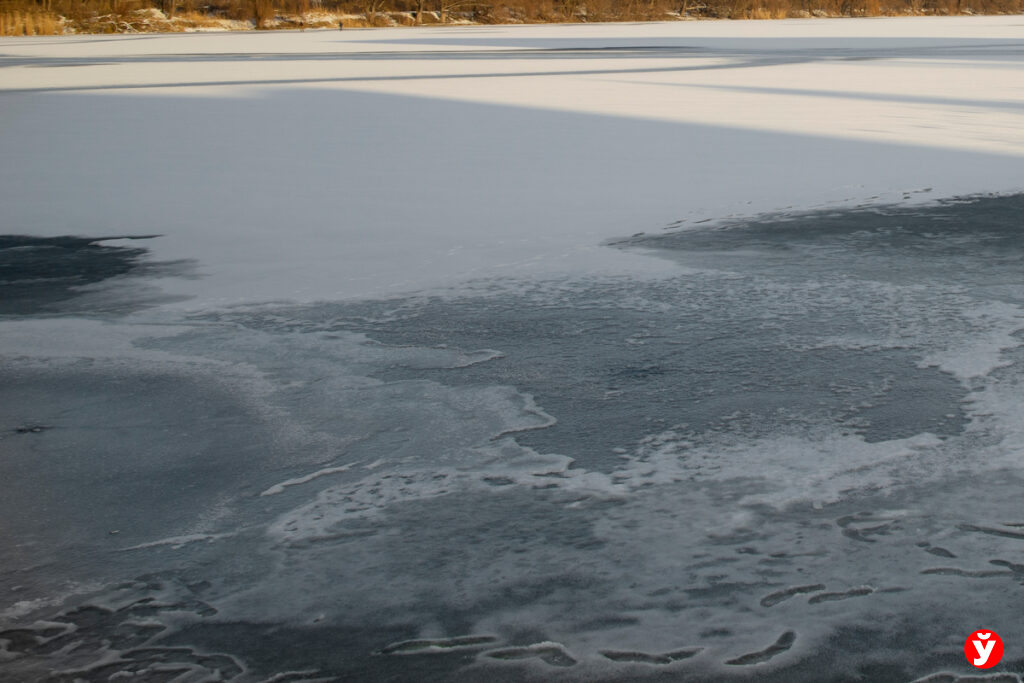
[260,463,360,497]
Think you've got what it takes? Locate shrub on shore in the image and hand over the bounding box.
[1,0,1020,36]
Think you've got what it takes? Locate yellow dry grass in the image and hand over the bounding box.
[1,0,1021,36]
[1,9,62,34]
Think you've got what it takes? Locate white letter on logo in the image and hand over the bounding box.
[973,639,996,666]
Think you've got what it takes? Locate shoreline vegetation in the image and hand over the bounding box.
[0,0,1021,38]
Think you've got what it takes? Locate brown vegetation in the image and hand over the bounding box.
[1,9,61,34]
[0,0,1020,35]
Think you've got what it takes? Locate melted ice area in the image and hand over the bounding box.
[5,197,1024,681]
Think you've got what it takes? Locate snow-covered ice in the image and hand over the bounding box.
[3,17,1024,305]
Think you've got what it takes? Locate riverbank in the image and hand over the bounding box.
[2,0,1020,36]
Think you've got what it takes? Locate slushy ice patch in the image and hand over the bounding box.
[5,195,1024,680]
[0,577,244,682]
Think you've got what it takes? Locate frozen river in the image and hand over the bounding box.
[3,17,1024,682]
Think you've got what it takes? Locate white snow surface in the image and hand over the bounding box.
[2,17,1024,307]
